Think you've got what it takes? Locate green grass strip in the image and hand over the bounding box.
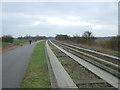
[21,41,51,88]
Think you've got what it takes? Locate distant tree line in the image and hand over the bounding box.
[1,35,48,43]
[17,35,47,40]
[55,31,119,51]
[56,31,96,45]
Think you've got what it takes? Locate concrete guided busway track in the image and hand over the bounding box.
[49,40,120,89]
[46,41,78,88]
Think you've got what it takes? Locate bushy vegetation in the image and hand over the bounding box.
[2,35,14,43]
[105,36,119,51]
[56,35,69,40]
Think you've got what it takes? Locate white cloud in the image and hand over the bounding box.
[16,21,44,27]
[92,24,117,31]
[2,2,117,37]
[67,16,81,21]
[47,17,92,26]
[31,21,44,26]
[92,24,103,30]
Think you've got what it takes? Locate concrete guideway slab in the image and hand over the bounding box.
[49,40,120,89]
[46,41,78,88]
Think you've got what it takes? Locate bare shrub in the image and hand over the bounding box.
[2,35,14,43]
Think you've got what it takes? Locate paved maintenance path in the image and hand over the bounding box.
[2,41,39,88]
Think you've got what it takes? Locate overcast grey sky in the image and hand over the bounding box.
[2,2,118,37]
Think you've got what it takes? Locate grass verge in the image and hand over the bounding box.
[21,41,51,88]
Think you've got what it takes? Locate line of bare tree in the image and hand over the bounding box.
[1,35,48,43]
[17,35,47,40]
[56,31,96,44]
